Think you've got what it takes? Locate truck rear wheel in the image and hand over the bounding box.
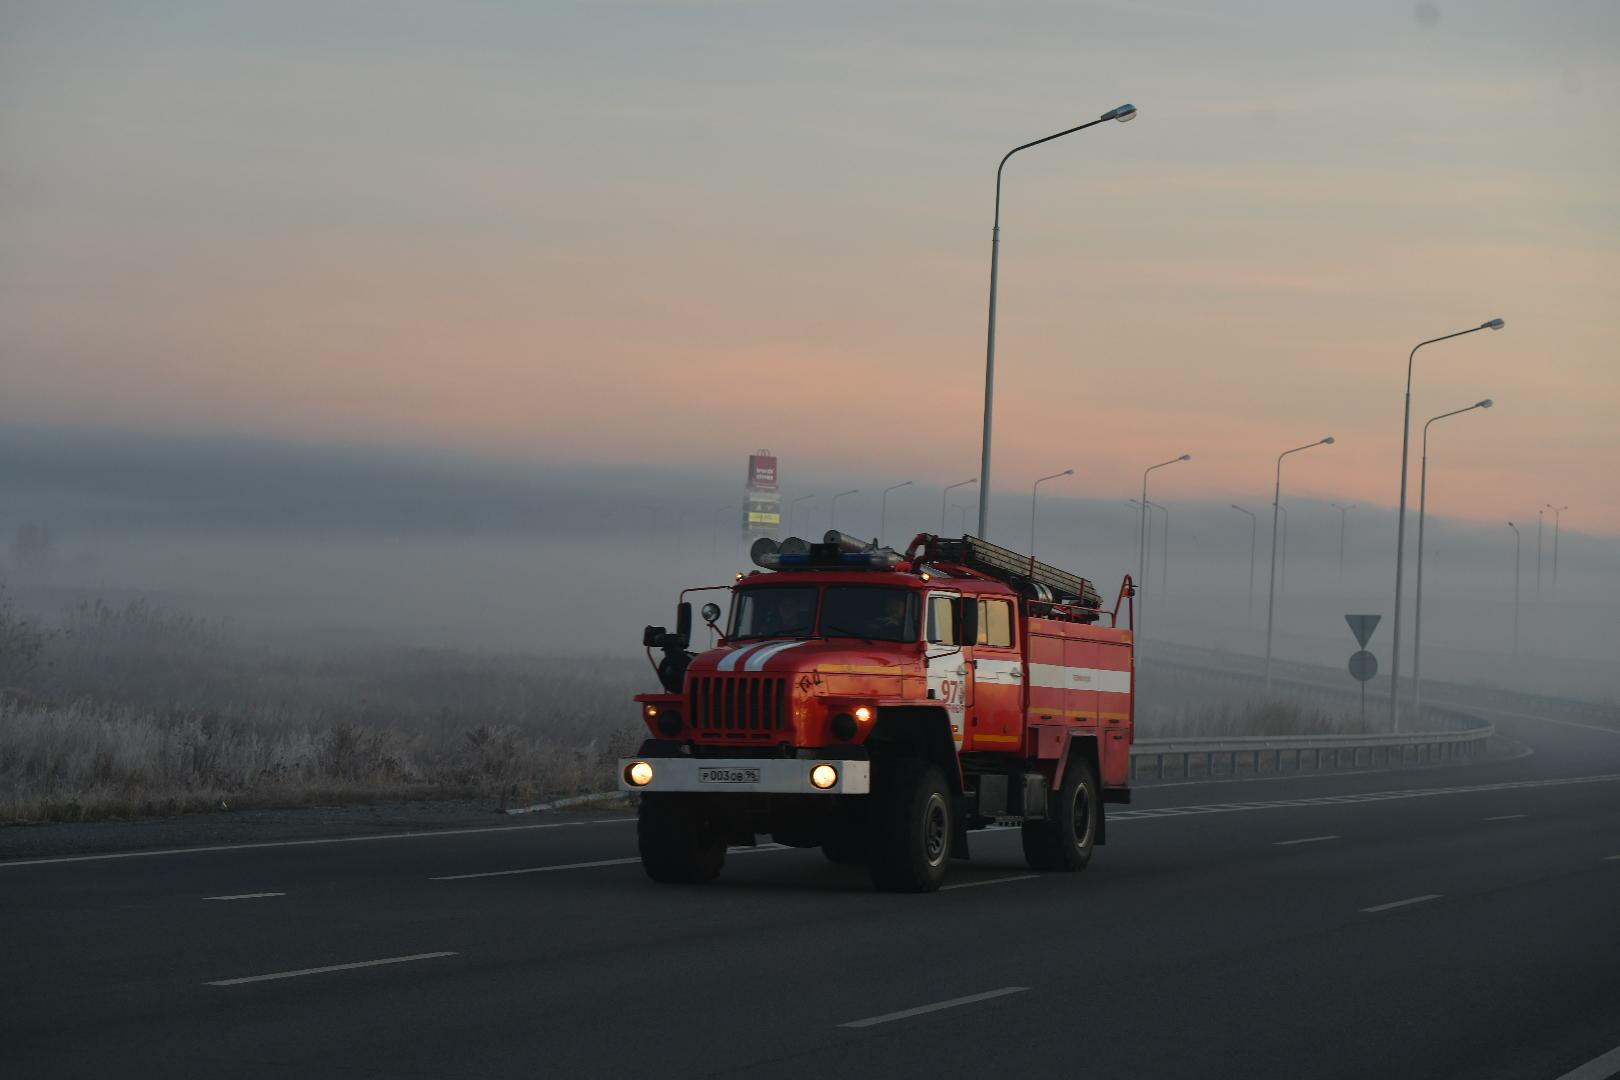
[638,794,725,884]
[867,758,952,892]
[1021,756,1098,872]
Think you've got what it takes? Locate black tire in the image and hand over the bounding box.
[638,794,725,884]
[1021,755,1099,872]
[866,758,952,892]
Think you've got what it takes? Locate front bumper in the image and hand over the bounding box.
[617,757,871,795]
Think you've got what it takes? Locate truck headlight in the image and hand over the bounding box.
[624,761,655,787]
[809,763,838,790]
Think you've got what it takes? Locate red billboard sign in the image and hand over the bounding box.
[748,452,778,491]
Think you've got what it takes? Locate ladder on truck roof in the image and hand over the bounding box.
[924,534,1102,610]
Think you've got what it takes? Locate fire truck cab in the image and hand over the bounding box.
[620,531,1135,892]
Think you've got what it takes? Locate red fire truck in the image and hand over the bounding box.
[619,532,1135,892]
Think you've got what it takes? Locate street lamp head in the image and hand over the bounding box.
[1101,103,1137,123]
[1321,436,1336,445]
[1062,468,1075,476]
[1477,399,1493,409]
[1482,318,1505,330]
[1179,453,1192,461]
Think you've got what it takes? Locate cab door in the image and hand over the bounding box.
[923,592,970,750]
[966,596,1022,752]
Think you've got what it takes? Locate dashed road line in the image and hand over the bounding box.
[0,819,634,869]
[838,987,1029,1028]
[1482,814,1526,822]
[433,844,789,881]
[1273,835,1339,846]
[203,892,285,901]
[1553,1042,1620,1080]
[1361,894,1442,914]
[941,875,1039,891]
[206,951,458,986]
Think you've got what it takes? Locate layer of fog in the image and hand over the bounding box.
[3,428,1614,700]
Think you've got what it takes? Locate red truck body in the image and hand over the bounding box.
[620,532,1135,891]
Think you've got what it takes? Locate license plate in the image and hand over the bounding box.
[699,766,761,785]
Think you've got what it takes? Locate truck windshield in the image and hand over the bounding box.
[819,586,919,643]
[729,587,817,640]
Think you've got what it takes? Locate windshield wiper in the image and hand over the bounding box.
[822,623,875,645]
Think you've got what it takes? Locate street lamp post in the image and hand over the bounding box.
[941,478,977,535]
[1507,521,1522,655]
[977,104,1138,540]
[1030,469,1074,560]
[1390,318,1505,725]
[1412,399,1493,720]
[1148,500,1169,598]
[786,494,816,536]
[1137,454,1191,637]
[1230,505,1258,625]
[1535,508,1544,601]
[1278,504,1289,597]
[1331,503,1357,578]
[878,481,913,546]
[830,490,858,532]
[1265,437,1335,690]
[1545,504,1568,587]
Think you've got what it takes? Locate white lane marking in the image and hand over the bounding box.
[1110,772,1620,824]
[941,875,1039,891]
[1553,1042,1620,1080]
[1436,701,1620,736]
[1604,855,1620,862]
[838,986,1030,1029]
[744,640,804,671]
[1361,893,1442,914]
[1483,814,1526,821]
[206,951,457,986]
[1272,835,1340,846]
[0,818,633,870]
[434,857,640,880]
[203,892,285,901]
[433,843,789,881]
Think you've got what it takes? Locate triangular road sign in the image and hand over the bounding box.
[1345,614,1382,648]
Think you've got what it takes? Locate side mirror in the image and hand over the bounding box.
[675,602,693,647]
[700,602,722,627]
[957,599,979,646]
[642,625,667,648]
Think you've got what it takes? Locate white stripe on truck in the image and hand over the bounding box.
[1026,664,1132,695]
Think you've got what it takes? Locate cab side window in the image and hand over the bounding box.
[927,595,955,644]
[976,599,1013,648]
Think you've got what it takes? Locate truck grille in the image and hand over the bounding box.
[688,675,789,739]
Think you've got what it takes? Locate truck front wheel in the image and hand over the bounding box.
[638,794,725,884]
[1021,756,1098,872]
[867,758,952,892]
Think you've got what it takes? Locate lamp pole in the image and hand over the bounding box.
[1330,503,1356,578]
[830,490,858,532]
[941,478,977,535]
[1507,521,1522,655]
[1390,318,1505,725]
[1265,437,1335,690]
[1412,399,1493,721]
[1148,500,1169,598]
[1137,454,1191,637]
[1029,469,1074,560]
[977,104,1138,540]
[1230,505,1258,625]
[1545,504,1568,588]
[1278,503,1289,598]
[786,494,815,536]
[878,481,912,546]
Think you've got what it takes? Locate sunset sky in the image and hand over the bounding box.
[3,1,1617,533]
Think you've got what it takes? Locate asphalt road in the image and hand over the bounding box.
[4,688,1619,1079]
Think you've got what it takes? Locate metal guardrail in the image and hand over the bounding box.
[1129,661,1495,781]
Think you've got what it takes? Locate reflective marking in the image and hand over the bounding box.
[203,892,285,901]
[941,875,1038,891]
[1272,835,1339,846]
[1027,663,1132,694]
[207,951,457,986]
[744,640,804,671]
[433,844,789,881]
[1604,855,1620,862]
[838,986,1029,1028]
[1482,814,1526,821]
[1361,894,1441,914]
[719,641,781,672]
